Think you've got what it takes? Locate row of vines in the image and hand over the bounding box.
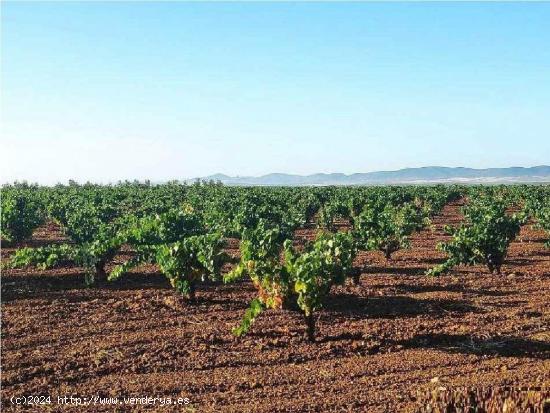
[1,182,549,341]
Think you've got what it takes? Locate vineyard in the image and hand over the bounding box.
[1,182,549,411]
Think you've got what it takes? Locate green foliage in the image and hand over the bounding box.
[108,208,206,281]
[1,190,44,245]
[155,233,226,299]
[232,298,265,337]
[352,202,428,259]
[5,244,77,270]
[9,181,548,342]
[109,207,226,298]
[522,188,550,248]
[227,226,357,341]
[536,207,550,248]
[285,232,356,319]
[121,208,204,246]
[428,199,522,275]
[318,199,351,231]
[225,220,288,308]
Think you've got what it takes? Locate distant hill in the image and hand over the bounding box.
[188,166,550,186]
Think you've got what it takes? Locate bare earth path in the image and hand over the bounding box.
[1,200,549,412]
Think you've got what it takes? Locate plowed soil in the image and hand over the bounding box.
[1,201,549,412]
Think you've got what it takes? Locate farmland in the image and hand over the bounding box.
[1,182,549,411]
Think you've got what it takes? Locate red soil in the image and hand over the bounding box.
[1,201,549,412]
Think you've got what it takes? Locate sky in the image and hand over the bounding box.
[1,2,549,184]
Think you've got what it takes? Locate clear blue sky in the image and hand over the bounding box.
[1,2,549,184]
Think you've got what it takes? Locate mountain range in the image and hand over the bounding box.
[189,166,550,186]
